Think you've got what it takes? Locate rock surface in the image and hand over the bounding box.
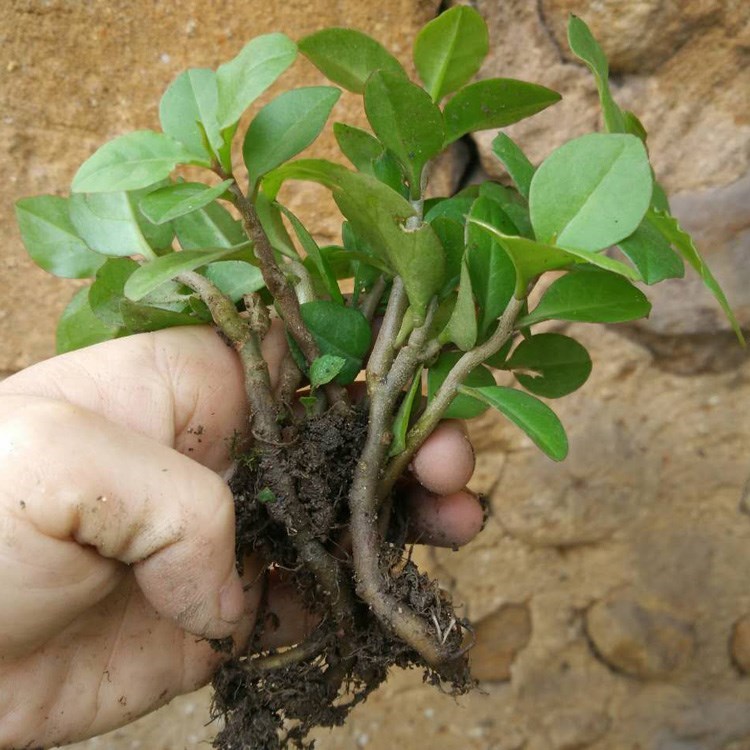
[468,603,532,682]
[4,2,750,750]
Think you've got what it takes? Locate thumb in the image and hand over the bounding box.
[0,396,244,640]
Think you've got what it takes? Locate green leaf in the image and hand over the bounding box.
[567,15,626,133]
[310,354,347,389]
[298,28,406,94]
[279,205,344,303]
[425,194,474,224]
[243,86,341,190]
[479,182,532,237]
[334,122,383,173]
[529,133,652,252]
[69,187,173,258]
[441,261,477,350]
[57,288,121,354]
[491,133,535,200]
[647,209,745,345]
[470,220,641,299]
[443,78,561,144]
[333,171,445,320]
[413,5,489,102]
[430,216,464,290]
[215,33,298,129]
[159,68,221,158]
[505,333,591,398]
[262,158,350,200]
[617,219,684,285]
[173,200,246,249]
[254,191,299,259]
[89,257,140,327]
[458,384,568,461]
[427,351,495,419]
[119,299,203,333]
[204,260,265,302]
[465,197,516,336]
[518,267,651,326]
[299,301,372,384]
[72,131,198,193]
[15,195,105,278]
[139,180,233,224]
[364,71,444,196]
[124,247,239,301]
[389,365,424,457]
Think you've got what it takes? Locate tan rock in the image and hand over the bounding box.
[541,708,611,750]
[731,615,750,674]
[585,590,695,679]
[469,603,532,682]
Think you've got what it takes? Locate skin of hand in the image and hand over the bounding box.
[0,326,483,748]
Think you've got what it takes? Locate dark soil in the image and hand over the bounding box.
[211,406,473,749]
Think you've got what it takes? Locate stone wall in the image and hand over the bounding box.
[3,1,750,749]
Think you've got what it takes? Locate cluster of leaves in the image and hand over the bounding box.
[15,9,741,464]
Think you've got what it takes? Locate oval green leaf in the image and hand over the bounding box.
[414,5,489,102]
[505,333,592,398]
[139,180,233,225]
[204,260,265,302]
[216,33,298,129]
[57,288,121,354]
[310,354,347,389]
[518,267,651,327]
[15,195,105,279]
[444,78,561,144]
[529,133,652,252]
[427,351,495,419]
[333,122,383,173]
[617,219,684,285]
[491,133,535,200]
[364,71,444,195]
[243,86,341,189]
[173,201,247,250]
[458,384,568,461]
[298,28,406,94]
[72,131,198,193]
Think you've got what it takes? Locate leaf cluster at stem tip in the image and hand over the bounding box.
[14,9,742,466]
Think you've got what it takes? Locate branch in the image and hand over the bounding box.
[366,277,408,396]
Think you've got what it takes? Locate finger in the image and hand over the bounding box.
[404,488,485,548]
[0,396,245,642]
[410,419,475,495]
[0,325,288,472]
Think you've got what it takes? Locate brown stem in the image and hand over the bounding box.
[359,275,387,322]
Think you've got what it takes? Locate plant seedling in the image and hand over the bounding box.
[15,9,743,748]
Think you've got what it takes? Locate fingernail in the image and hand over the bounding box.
[219,572,245,624]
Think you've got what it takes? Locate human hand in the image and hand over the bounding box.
[0,326,482,748]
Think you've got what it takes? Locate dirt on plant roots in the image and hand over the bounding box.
[210,406,473,749]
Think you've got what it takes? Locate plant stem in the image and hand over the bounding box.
[379,296,524,499]
[366,278,408,396]
[359,275,387,322]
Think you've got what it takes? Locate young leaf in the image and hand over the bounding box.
[491,133,535,200]
[71,131,198,193]
[215,33,298,129]
[159,68,221,158]
[299,301,372,384]
[363,71,444,196]
[470,220,641,299]
[413,5,489,102]
[279,205,344,304]
[443,79,561,144]
[57,288,121,354]
[243,86,341,189]
[518,267,651,327]
[173,201,247,249]
[440,261,477,351]
[89,257,140,327]
[310,354,347,389]
[124,247,239,301]
[529,133,652,252]
[567,15,626,133]
[334,122,383,173]
[204,260,265,302]
[505,333,592,398]
[647,209,745,344]
[298,28,406,94]
[389,365,424,457]
[333,171,445,321]
[617,219,684,285]
[427,351,495,419]
[139,180,233,224]
[15,196,105,278]
[458,384,568,461]
[69,189,173,258]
